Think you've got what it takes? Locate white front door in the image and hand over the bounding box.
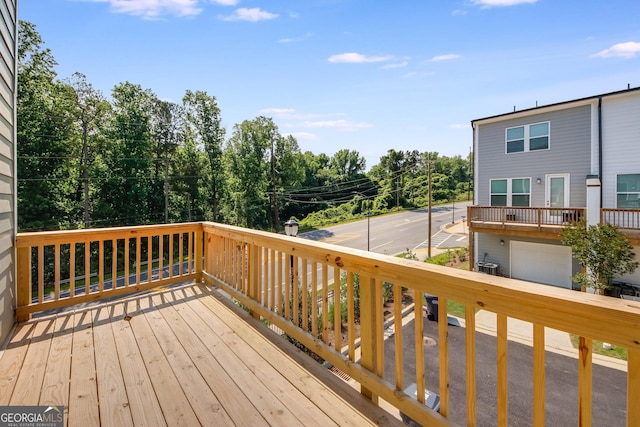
[545,174,570,222]
[545,174,570,208]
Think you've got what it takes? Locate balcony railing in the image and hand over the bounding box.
[601,208,640,230]
[15,222,640,426]
[468,206,586,229]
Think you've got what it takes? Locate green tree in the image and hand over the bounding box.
[561,220,639,294]
[274,135,305,227]
[151,100,183,223]
[17,20,76,230]
[99,82,156,225]
[223,117,274,229]
[66,72,111,228]
[182,90,225,221]
[172,139,206,222]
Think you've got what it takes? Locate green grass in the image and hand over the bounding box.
[446,300,467,318]
[570,335,628,361]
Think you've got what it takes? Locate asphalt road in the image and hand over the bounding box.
[386,316,627,427]
[300,201,471,256]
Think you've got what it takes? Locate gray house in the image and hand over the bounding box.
[468,86,640,292]
[0,0,16,345]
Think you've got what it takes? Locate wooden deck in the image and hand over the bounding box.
[0,283,403,427]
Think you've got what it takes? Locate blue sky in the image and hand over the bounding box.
[19,0,640,168]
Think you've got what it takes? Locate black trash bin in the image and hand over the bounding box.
[424,295,438,322]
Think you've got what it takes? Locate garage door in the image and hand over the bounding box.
[510,241,572,288]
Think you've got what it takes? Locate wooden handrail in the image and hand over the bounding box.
[16,223,202,320]
[15,221,640,426]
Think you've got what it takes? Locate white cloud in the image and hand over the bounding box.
[449,123,470,129]
[278,33,313,43]
[219,7,278,22]
[285,132,319,141]
[328,53,393,64]
[593,41,640,58]
[381,61,408,69]
[259,108,343,120]
[211,0,238,5]
[471,0,537,7]
[403,71,436,78]
[259,108,296,114]
[303,119,373,132]
[431,54,461,62]
[88,0,202,18]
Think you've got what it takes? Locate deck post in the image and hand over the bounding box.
[359,275,380,403]
[194,226,203,283]
[16,245,31,322]
[467,206,474,271]
[248,244,260,320]
[628,350,640,426]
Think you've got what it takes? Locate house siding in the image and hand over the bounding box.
[476,105,592,208]
[0,0,15,345]
[601,91,640,208]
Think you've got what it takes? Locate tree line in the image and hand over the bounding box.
[17,20,472,233]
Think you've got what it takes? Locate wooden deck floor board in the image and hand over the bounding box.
[193,285,401,427]
[9,318,55,405]
[126,304,201,426]
[169,291,325,427]
[92,305,134,427]
[68,310,100,427]
[0,283,404,427]
[0,323,35,405]
[141,295,237,426]
[109,301,166,427]
[39,315,73,426]
[149,292,270,427]
[180,287,339,427]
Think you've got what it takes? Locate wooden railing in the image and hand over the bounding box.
[601,208,640,230]
[468,206,586,227]
[15,222,640,426]
[16,223,202,321]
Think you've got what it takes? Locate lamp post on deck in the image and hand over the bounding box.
[284,218,299,238]
[284,219,299,306]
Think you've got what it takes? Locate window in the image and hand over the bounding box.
[617,174,640,208]
[490,178,530,206]
[490,179,507,206]
[505,122,549,153]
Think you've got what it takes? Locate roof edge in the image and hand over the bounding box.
[471,86,640,125]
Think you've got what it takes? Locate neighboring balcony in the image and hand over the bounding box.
[3,222,640,426]
[468,206,640,244]
[602,208,640,244]
[467,206,586,239]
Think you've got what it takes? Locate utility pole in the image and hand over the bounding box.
[428,153,432,259]
[271,135,280,233]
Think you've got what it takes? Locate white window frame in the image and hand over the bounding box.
[505,121,550,154]
[490,177,531,207]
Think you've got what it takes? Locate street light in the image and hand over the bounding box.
[451,194,456,224]
[352,192,370,251]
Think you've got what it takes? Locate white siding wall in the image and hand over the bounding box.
[601,91,640,208]
[0,0,15,345]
